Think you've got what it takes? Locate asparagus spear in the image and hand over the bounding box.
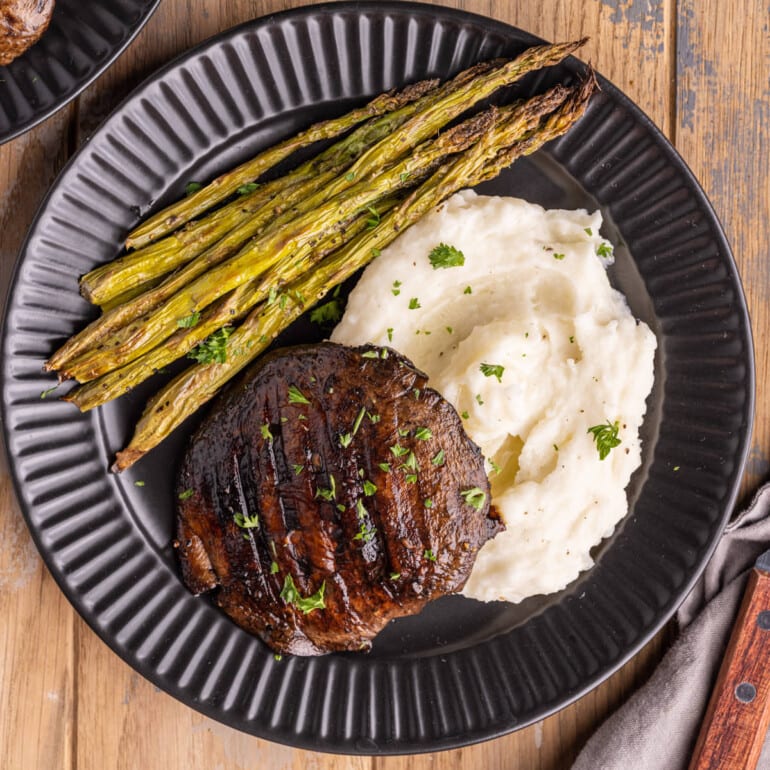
[124,78,439,249]
[82,77,448,305]
[65,194,403,411]
[47,169,340,373]
[66,84,573,406]
[61,109,497,383]
[125,40,583,250]
[84,59,509,306]
[112,72,597,471]
[53,45,583,376]
[54,63,504,369]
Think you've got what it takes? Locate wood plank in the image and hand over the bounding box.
[0,109,76,770]
[675,0,770,501]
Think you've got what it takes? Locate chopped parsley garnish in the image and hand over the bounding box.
[596,242,613,258]
[363,480,377,496]
[408,297,421,310]
[428,243,465,269]
[185,181,202,195]
[288,385,310,404]
[399,171,411,183]
[260,423,273,441]
[177,311,200,328]
[134,480,145,487]
[353,499,376,542]
[367,412,381,424]
[365,205,380,229]
[361,350,380,359]
[40,386,58,399]
[354,520,377,542]
[187,327,232,364]
[480,362,504,383]
[488,459,501,475]
[339,433,353,448]
[280,575,326,613]
[553,252,566,260]
[404,474,417,484]
[584,227,593,236]
[569,335,575,343]
[310,298,343,325]
[673,465,681,471]
[378,462,391,472]
[274,653,282,661]
[316,474,337,501]
[424,549,437,562]
[390,444,409,458]
[292,464,304,475]
[553,444,559,451]
[371,247,381,258]
[234,512,260,529]
[431,449,445,466]
[463,285,472,295]
[389,572,401,580]
[460,487,487,511]
[445,326,453,334]
[336,503,346,512]
[424,498,433,508]
[400,450,418,472]
[345,171,356,182]
[475,394,484,406]
[398,427,410,437]
[414,427,432,440]
[587,420,622,460]
[392,280,402,296]
[237,182,259,195]
[387,328,394,342]
[461,411,469,419]
[352,406,366,435]
[178,488,194,501]
[412,388,421,399]
[270,561,279,574]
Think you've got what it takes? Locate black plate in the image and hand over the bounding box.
[0,0,159,144]
[1,2,754,755]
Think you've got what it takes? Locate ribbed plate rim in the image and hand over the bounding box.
[0,1,755,755]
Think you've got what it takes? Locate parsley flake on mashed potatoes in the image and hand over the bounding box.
[331,190,656,603]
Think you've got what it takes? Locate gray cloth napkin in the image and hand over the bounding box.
[572,483,770,770]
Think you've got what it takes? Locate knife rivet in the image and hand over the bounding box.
[757,611,770,630]
[735,682,756,703]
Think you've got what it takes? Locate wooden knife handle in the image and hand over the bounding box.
[689,567,770,770]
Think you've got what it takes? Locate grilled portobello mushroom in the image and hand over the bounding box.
[176,342,502,655]
[0,0,55,66]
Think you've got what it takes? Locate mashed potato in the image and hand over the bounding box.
[331,190,656,603]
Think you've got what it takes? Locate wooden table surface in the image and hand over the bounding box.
[1,1,767,768]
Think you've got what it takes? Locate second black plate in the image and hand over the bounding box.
[0,0,159,144]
